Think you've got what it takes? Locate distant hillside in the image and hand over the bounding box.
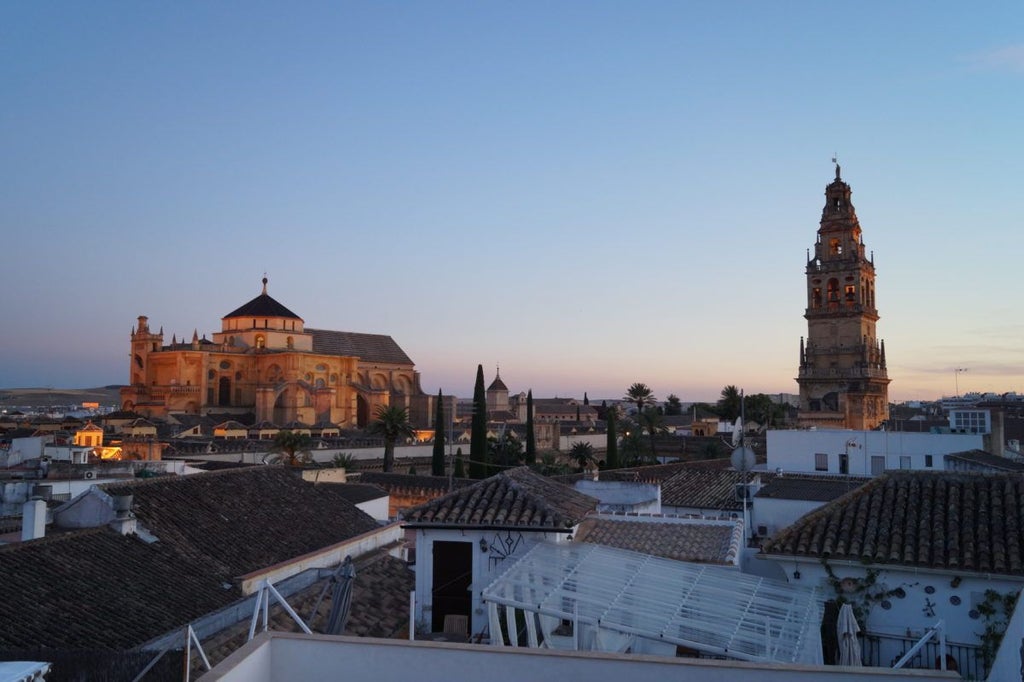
[0,386,124,408]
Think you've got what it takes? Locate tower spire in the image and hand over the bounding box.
[261,274,268,295]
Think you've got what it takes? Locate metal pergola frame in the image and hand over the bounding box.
[482,542,824,664]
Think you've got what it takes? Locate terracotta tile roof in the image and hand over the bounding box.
[402,467,598,529]
[329,483,389,505]
[197,551,413,669]
[660,468,770,510]
[574,518,742,565]
[222,292,302,320]
[102,467,380,578]
[0,527,233,649]
[600,459,732,484]
[761,471,1024,575]
[754,474,871,502]
[944,450,1024,472]
[307,328,413,365]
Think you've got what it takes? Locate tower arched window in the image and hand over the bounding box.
[827,279,840,302]
[812,288,822,309]
[286,336,294,349]
[255,335,266,349]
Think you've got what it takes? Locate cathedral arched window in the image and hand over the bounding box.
[255,335,265,349]
[827,279,839,302]
[812,288,822,308]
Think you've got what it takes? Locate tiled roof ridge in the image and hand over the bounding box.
[100,465,283,491]
[0,525,109,553]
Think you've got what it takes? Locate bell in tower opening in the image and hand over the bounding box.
[796,165,890,430]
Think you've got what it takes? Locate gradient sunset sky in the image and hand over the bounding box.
[3,2,1022,402]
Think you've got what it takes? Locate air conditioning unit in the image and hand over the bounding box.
[84,470,96,480]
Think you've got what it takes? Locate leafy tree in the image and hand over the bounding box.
[454,448,466,478]
[703,440,723,459]
[623,382,657,417]
[488,431,523,468]
[744,392,784,429]
[469,364,489,478]
[267,430,312,466]
[605,406,619,470]
[537,451,568,476]
[717,385,742,421]
[620,428,647,466]
[664,393,683,416]
[525,389,536,465]
[596,399,608,421]
[369,405,415,473]
[569,442,595,472]
[432,390,446,476]
[639,407,668,463]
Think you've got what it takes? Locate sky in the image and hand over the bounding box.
[2,2,1023,403]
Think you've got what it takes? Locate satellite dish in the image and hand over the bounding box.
[732,417,743,447]
[731,446,756,473]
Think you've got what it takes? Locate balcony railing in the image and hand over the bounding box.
[797,367,889,380]
[863,631,985,679]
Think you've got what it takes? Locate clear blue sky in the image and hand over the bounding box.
[2,1,1022,402]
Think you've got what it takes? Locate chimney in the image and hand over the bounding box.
[21,498,46,541]
[108,494,137,535]
[990,409,1006,458]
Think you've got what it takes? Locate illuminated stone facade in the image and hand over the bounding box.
[120,279,428,427]
[797,167,890,430]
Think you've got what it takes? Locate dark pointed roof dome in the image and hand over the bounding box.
[222,277,303,321]
[488,368,508,392]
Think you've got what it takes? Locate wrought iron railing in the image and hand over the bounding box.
[863,632,984,679]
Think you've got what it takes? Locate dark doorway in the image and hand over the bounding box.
[431,541,472,632]
[357,395,369,428]
[218,377,231,406]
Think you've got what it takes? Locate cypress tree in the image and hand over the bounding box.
[605,406,619,470]
[525,389,536,465]
[469,364,488,478]
[454,448,465,478]
[431,389,446,476]
[583,392,589,406]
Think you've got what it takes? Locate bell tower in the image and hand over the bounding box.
[797,165,889,430]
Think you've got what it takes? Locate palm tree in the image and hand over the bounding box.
[369,405,415,472]
[717,385,742,421]
[638,407,668,463]
[623,382,657,417]
[569,442,595,472]
[267,430,312,466]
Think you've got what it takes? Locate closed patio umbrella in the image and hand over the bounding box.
[837,603,862,666]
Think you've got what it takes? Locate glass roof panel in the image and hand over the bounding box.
[482,541,824,664]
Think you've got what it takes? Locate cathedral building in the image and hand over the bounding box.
[120,279,429,427]
[797,166,890,430]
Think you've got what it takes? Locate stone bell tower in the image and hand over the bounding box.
[797,165,890,430]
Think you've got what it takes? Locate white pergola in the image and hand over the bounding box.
[482,542,824,664]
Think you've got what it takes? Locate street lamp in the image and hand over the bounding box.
[954,368,968,398]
